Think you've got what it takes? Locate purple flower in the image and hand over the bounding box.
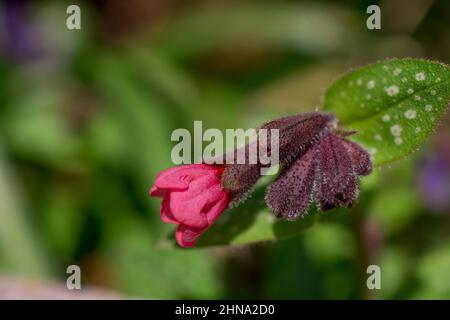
[151,112,373,248]
[267,132,371,219]
[0,0,41,61]
[418,152,450,214]
[265,142,318,219]
[417,115,450,215]
[221,112,337,205]
[221,112,372,219]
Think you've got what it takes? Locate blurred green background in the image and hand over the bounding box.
[0,0,449,299]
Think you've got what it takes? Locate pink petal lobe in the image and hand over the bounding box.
[153,164,213,191]
[175,225,203,247]
[169,174,222,228]
[149,186,161,197]
[160,196,178,224]
[204,191,229,224]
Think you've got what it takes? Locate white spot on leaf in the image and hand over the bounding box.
[393,68,402,76]
[404,109,417,119]
[425,104,433,111]
[382,114,391,122]
[415,72,425,81]
[394,137,403,145]
[390,124,402,137]
[386,85,399,96]
[367,80,376,89]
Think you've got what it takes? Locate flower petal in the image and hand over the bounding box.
[316,134,358,211]
[169,174,224,228]
[222,112,336,205]
[152,164,214,191]
[203,190,229,224]
[175,225,203,247]
[341,139,372,176]
[160,195,178,224]
[261,112,336,165]
[149,185,162,197]
[266,145,317,219]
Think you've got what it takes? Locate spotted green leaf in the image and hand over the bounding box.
[324,59,450,166]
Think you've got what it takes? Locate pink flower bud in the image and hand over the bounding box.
[150,164,229,247]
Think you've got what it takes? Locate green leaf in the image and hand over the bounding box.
[323,59,450,166]
[0,87,80,167]
[413,243,450,299]
[89,51,175,210]
[0,145,53,277]
[107,216,221,298]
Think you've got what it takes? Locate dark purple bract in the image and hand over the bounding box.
[222,112,372,218]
